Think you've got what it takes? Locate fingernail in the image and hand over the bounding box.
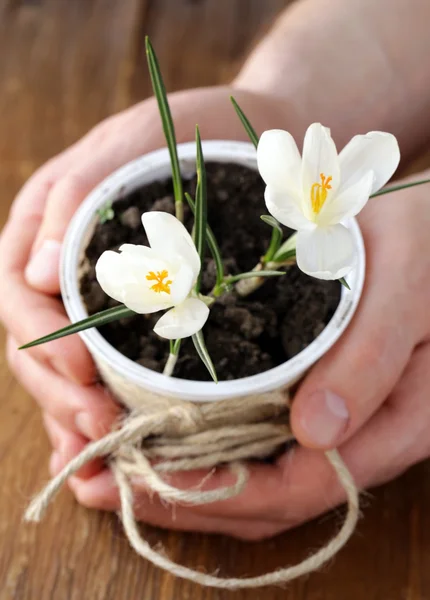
[300,390,350,447]
[49,451,63,476]
[25,239,62,289]
[75,413,94,439]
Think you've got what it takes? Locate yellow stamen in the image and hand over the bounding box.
[146,269,172,294]
[311,173,332,215]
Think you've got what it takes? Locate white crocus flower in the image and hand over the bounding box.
[96,211,209,340]
[257,123,400,280]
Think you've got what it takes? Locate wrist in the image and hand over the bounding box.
[233,0,430,161]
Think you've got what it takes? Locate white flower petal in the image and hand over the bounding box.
[339,131,400,194]
[257,129,302,193]
[142,211,200,279]
[119,244,160,263]
[169,263,195,304]
[301,124,340,209]
[318,170,374,226]
[122,284,173,314]
[119,244,168,275]
[96,250,133,304]
[265,186,313,230]
[296,224,356,280]
[153,297,210,340]
[96,247,174,314]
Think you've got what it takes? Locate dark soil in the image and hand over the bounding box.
[80,163,341,381]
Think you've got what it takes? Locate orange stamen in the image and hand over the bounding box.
[311,172,332,215]
[146,269,172,294]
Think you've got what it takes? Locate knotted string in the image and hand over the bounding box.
[24,395,359,588]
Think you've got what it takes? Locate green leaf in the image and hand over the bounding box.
[230,99,290,265]
[260,215,282,234]
[193,126,208,293]
[370,177,430,198]
[19,305,135,349]
[145,37,183,220]
[96,203,115,224]
[272,248,296,264]
[192,330,218,383]
[273,232,298,263]
[185,192,224,287]
[339,277,351,290]
[224,270,284,285]
[230,96,259,148]
[261,215,283,263]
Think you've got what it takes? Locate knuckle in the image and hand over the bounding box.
[48,172,87,204]
[352,333,388,373]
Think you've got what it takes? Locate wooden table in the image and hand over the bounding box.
[1,1,430,598]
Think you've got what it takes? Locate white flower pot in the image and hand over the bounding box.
[60,141,365,410]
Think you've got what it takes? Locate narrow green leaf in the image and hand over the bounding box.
[261,215,283,263]
[273,232,298,263]
[230,96,259,148]
[145,37,183,220]
[194,126,208,293]
[172,338,182,355]
[192,330,218,383]
[19,305,135,350]
[185,192,224,287]
[224,270,284,285]
[229,100,289,265]
[370,177,430,198]
[272,248,296,264]
[260,215,282,234]
[339,277,351,290]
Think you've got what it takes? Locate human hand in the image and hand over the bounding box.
[56,173,430,540]
[2,85,287,479]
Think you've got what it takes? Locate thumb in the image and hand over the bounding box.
[290,274,416,450]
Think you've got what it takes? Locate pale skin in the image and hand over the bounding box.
[3,0,430,540]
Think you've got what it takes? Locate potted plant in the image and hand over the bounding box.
[21,38,423,589]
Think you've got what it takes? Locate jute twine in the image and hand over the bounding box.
[24,392,359,589]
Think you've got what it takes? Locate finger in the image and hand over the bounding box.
[337,341,430,486]
[8,144,82,222]
[290,227,418,450]
[25,173,102,294]
[67,469,282,541]
[76,339,430,531]
[24,103,157,294]
[43,414,104,480]
[7,336,120,439]
[0,209,95,383]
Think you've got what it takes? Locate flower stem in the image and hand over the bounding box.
[175,200,184,222]
[163,353,178,377]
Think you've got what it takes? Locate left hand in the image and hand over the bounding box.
[36,172,430,541]
[2,85,285,482]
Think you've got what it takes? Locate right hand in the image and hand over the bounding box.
[1,85,286,477]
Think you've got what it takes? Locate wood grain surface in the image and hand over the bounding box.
[1,1,430,599]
